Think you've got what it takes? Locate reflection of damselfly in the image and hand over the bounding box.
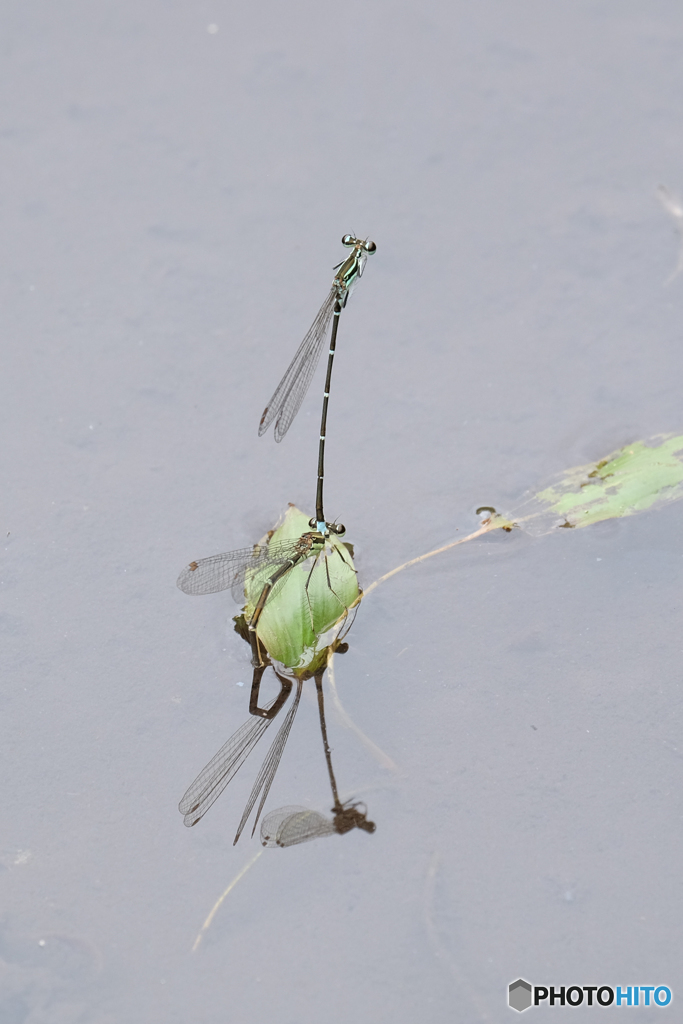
[178,668,374,846]
[261,802,375,848]
[259,234,376,533]
[261,672,375,847]
[176,525,355,718]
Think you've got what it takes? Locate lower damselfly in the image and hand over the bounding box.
[176,508,358,717]
[259,234,376,534]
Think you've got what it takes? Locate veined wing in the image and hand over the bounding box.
[233,678,303,844]
[178,704,276,827]
[260,806,336,848]
[258,287,336,443]
[176,537,312,596]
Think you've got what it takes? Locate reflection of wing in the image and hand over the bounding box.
[258,287,336,442]
[176,538,307,596]
[260,806,336,847]
[657,185,683,284]
[657,184,683,223]
[178,705,276,827]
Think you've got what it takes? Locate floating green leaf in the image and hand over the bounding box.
[500,434,683,534]
[324,434,683,683]
[240,506,359,673]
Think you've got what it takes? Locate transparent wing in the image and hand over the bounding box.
[261,806,336,848]
[178,702,277,827]
[258,287,336,443]
[657,184,683,222]
[176,537,311,596]
[260,805,308,846]
[233,679,303,844]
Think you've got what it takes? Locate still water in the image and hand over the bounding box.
[2,1,683,1021]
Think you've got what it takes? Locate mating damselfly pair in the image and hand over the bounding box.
[177,235,376,843]
[259,669,375,848]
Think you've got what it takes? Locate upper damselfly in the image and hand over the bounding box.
[259,234,376,533]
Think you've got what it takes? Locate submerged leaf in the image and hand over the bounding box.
[242,506,359,670]
[505,434,683,534]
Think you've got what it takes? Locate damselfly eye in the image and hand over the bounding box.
[333,522,346,536]
[341,234,356,247]
[363,240,376,254]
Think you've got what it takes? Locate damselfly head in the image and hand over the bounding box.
[311,518,346,537]
[341,234,376,254]
[333,801,376,835]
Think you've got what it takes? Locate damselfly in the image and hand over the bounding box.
[176,507,358,717]
[259,673,376,848]
[177,236,375,695]
[259,234,376,533]
[176,234,376,835]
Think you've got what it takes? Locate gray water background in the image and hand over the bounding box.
[2,2,683,1021]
